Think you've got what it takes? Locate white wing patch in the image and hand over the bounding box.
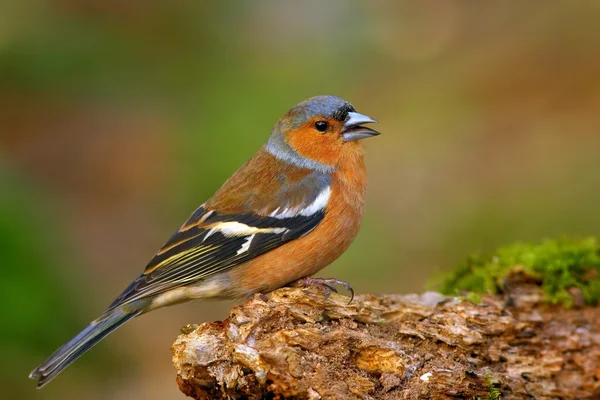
[270,186,331,219]
[202,221,286,242]
[300,186,331,216]
[236,234,255,255]
[270,207,295,219]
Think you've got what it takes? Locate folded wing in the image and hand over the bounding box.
[107,199,327,310]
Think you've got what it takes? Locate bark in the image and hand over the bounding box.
[171,272,600,399]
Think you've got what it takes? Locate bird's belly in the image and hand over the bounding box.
[147,275,231,310]
[226,199,363,296]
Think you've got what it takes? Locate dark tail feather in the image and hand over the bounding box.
[29,308,140,388]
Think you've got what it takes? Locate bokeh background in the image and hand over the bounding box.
[2,1,599,399]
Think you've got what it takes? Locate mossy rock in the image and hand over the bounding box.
[436,237,600,307]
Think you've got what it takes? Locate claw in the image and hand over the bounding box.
[291,277,354,304]
[322,283,338,294]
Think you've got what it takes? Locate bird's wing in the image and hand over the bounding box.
[107,202,326,310]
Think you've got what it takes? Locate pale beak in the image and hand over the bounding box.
[342,112,380,142]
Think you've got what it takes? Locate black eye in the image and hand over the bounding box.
[315,121,328,132]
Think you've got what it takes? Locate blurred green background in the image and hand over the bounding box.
[1,1,599,399]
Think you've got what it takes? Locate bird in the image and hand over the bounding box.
[29,95,380,388]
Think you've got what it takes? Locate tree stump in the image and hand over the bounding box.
[172,272,600,399]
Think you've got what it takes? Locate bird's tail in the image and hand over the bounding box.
[29,308,141,388]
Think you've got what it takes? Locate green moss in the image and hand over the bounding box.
[475,372,501,400]
[461,291,483,304]
[435,237,600,307]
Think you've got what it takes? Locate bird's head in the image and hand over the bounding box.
[267,95,380,171]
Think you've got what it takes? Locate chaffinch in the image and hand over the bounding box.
[30,95,380,388]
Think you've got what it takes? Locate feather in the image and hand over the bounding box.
[107,201,326,310]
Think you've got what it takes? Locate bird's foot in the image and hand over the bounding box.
[291,277,354,303]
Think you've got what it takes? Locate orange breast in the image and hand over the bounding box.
[227,143,367,295]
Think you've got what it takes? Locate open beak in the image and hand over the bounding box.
[342,112,380,142]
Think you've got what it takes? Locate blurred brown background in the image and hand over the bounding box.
[1,1,599,399]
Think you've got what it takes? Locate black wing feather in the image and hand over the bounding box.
[107,208,324,310]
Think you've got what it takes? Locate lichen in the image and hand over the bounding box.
[435,237,600,307]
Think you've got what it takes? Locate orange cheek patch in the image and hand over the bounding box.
[287,127,342,167]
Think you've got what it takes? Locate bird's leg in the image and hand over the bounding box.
[291,277,354,303]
